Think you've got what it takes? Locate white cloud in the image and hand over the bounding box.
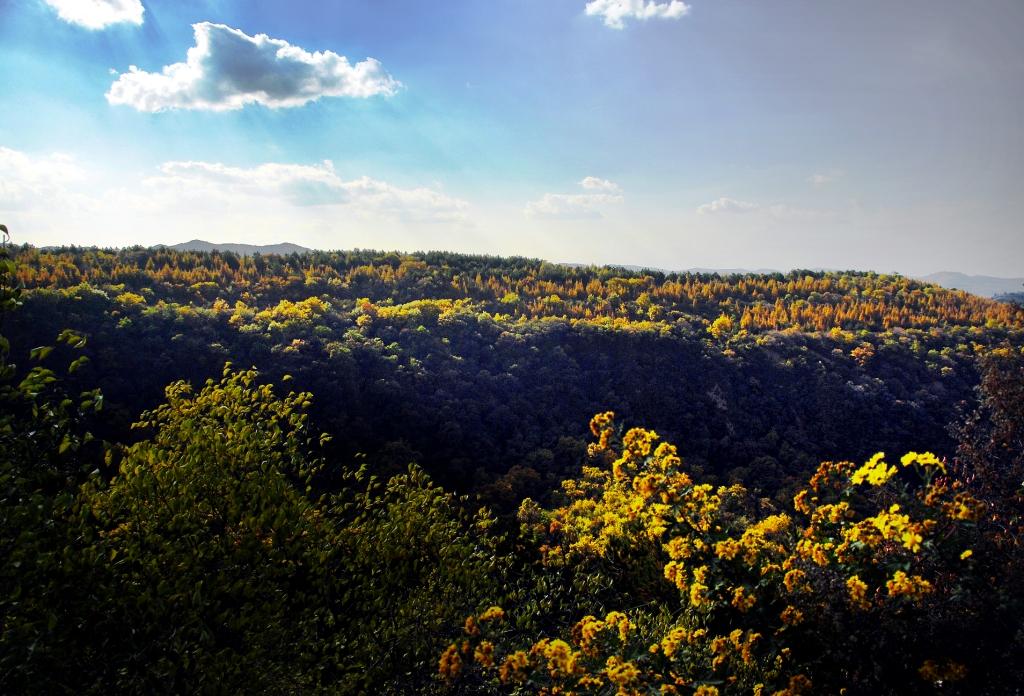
[696,196,830,221]
[0,145,471,251]
[525,193,622,219]
[525,177,624,219]
[146,159,469,222]
[0,146,85,210]
[697,197,759,215]
[106,22,400,112]
[807,170,844,187]
[580,176,621,192]
[43,0,143,30]
[585,0,690,29]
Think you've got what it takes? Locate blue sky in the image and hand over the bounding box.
[1,0,1022,276]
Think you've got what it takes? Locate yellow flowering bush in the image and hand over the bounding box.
[442,412,1022,694]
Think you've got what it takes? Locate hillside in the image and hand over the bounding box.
[7,245,1024,504]
[3,244,1024,694]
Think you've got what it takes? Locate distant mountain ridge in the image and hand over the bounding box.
[915,272,1024,299]
[167,239,311,256]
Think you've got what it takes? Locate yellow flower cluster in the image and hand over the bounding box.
[731,585,758,612]
[604,656,640,690]
[850,452,897,486]
[546,420,735,569]
[658,627,690,658]
[945,492,984,522]
[532,638,580,678]
[439,608,508,680]
[706,628,762,672]
[474,641,495,668]
[572,612,632,656]
[868,504,928,553]
[794,539,831,567]
[885,570,934,602]
[716,514,793,568]
[779,605,804,626]
[690,580,710,608]
[605,612,631,643]
[590,411,615,438]
[828,502,932,562]
[774,674,814,695]
[438,643,462,681]
[574,616,606,656]
[846,575,871,610]
[498,650,529,684]
[623,427,659,458]
[809,459,857,493]
[809,501,850,526]
[730,628,762,666]
[588,411,616,457]
[783,568,808,594]
[900,451,946,474]
[479,605,505,622]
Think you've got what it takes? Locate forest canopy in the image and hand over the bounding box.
[7,245,1024,504]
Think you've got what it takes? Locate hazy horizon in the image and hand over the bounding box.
[2,1,1022,277]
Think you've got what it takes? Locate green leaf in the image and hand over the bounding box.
[29,345,54,362]
[68,355,90,373]
[57,329,87,348]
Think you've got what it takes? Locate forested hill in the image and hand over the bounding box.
[15,246,1023,331]
[8,245,1024,505]
[4,243,1024,694]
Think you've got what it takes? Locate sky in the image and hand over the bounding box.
[1,0,1022,276]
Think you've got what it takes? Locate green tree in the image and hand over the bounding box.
[71,367,344,692]
[0,226,104,693]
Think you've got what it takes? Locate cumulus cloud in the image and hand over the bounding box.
[43,0,143,30]
[146,159,469,222]
[106,22,400,112]
[696,197,759,215]
[0,146,85,210]
[579,176,621,192]
[585,0,690,29]
[525,177,624,219]
[524,193,620,219]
